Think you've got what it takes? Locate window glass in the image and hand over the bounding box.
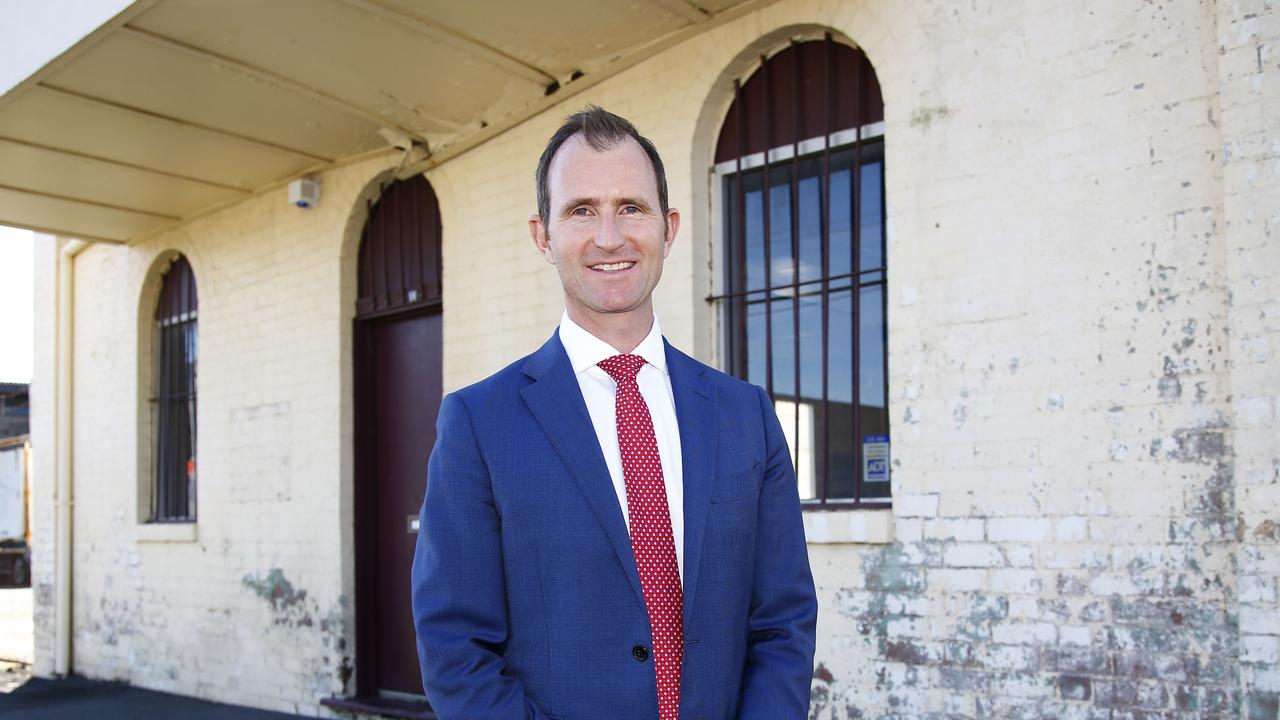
[152,256,197,523]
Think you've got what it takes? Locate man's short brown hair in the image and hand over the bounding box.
[535,106,669,226]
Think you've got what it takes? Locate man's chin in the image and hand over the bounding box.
[575,298,651,320]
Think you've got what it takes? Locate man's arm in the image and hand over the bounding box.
[411,392,552,720]
[736,385,819,719]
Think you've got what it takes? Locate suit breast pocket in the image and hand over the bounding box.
[704,463,761,587]
[710,462,762,504]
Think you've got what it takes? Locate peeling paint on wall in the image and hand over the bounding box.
[242,568,314,627]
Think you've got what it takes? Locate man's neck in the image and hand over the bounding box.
[565,306,654,354]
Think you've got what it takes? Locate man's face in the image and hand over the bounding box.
[530,134,679,331]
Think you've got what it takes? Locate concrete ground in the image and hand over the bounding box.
[0,674,309,718]
[0,661,27,696]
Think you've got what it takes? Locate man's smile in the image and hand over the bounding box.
[589,261,636,272]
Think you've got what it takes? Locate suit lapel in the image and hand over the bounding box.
[520,332,646,608]
[664,341,715,631]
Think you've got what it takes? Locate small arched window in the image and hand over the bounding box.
[712,35,889,507]
[151,255,198,522]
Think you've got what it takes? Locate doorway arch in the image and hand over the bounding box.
[351,174,443,707]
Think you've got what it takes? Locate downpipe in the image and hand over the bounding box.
[54,239,86,676]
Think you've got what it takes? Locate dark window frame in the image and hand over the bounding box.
[150,255,198,523]
[710,36,891,510]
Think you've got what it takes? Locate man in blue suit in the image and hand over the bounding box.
[411,106,817,720]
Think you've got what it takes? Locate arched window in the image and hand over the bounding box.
[151,255,198,522]
[712,35,889,507]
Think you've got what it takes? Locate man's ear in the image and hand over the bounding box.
[529,213,555,265]
[662,207,680,258]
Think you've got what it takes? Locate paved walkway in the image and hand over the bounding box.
[0,671,308,719]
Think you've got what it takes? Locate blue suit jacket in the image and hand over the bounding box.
[411,332,817,720]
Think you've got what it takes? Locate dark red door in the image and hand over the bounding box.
[351,175,443,705]
[360,310,441,695]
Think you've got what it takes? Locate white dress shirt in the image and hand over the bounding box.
[558,312,685,582]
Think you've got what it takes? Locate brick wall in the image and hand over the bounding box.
[28,0,1278,716]
[1219,0,1280,717]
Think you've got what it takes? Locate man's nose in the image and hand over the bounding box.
[594,213,625,252]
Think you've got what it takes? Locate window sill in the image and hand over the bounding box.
[802,509,893,545]
[136,523,197,543]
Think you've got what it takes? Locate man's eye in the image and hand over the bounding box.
[621,206,640,214]
[571,207,592,216]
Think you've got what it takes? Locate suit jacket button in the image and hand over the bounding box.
[631,645,649,662]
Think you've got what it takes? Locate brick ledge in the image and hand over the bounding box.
[803,509,894,545]
[135,523,197,543]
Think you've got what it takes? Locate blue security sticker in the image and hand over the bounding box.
[863,435,889,484]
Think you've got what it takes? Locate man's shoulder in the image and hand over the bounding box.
[447,331,566,408]
[450,349,540,405]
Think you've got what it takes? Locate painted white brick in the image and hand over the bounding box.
[894,517,925,543]
[973,643,1037,670]
[987,517,1050,542]
[991,671,1054,698]
[944,544,1006,568]
[886,617,927,639]
[1242,635,1280,665]
[884,593,930,617]
[1240,605,1280,635]
[990,569,1043,594]
[943,694,974,716]
[992,622,1057,645]
[1054,516,1089,542]
[923,518,984,542]
[1058,625,1092,646]
[1240,575,1278,604]
[1236,396,1274,425]
[1089,573,1148,596]
[896,493,939,518]
[1242,545,1280,575]
[928,568,987,592]
[1248,666,1280,693]
[1004,544,1037,568]
[1043,545,1111,571]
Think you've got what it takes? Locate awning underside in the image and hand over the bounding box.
[0,0,759,243]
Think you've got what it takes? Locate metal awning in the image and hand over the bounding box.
[0,0,766,243]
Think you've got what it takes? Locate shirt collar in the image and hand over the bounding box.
[559,311,668,377]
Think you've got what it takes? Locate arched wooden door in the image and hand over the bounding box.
[352,175,442,708]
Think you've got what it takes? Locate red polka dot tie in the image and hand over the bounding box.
[598,354,682,720]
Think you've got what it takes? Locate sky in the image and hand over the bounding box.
[0,226,34,384]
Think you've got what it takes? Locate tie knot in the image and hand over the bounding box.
[598,353,646,383]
